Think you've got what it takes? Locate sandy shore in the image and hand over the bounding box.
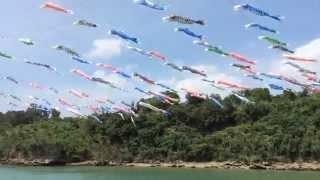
[2,159,320,171]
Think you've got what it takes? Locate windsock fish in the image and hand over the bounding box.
[182,66,207,77]
[96,63,118,71]
[232,92,252,103]
[209,96,223,108]
[202,78,215,84]
[162,15,205,26]
[134,87,151,96]
[5,76,19,84]
[58,98,74,108]
[155,82,177,92]
[95,98,110,104]
[148,91,175,105]
[217,80,248,90]
[271,45,294,54]
[70,69,92,80]
[133,73,156,84]
[148,51,166,61]
[228,53,256,65]
[10,95,22,102]
[53,45,81,57]
[66,108,84,117]
[24,60,57,72]
[138,101,170,116]
[283,54,317,62]
[121,101,134,109]
[133,0,166,11]
[245,23,278,34]
[108,29,139,44]
[94,99,114,106]
[259,73,283,80]
[284,61,316,75]
[28,96,40,101]
[41,99,52,107]
[302,73,319,82]
[18,38,35,46]
[41,2,73,15]
[230,63,256,74]
[89,115,102,123]
[246,74,264,81]
[193,40,212,48]
[111,106,137,126]
[175,27,203,39]
[73,19,97,28]
[29,82,45,90]
[69,89,89,99]
[149,91,179,103]
[206,46,229,56]
[234,4,284,21]
[88,105,99,114]
[259,36,287,47]
[8,102,18,107]
[127,46,151,57]
[72,57,92,64]
[231,63,252,69]
[282,76,309,88]
[114,70,132,79]
[0,51,13,59]
[164,62,183,72]
[209,84,229,93]
[91,77,120,90]
[49,87,59,94]
[181,88,206,100]
[268,84,284,91]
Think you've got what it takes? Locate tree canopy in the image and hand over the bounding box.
[0,88,320,164]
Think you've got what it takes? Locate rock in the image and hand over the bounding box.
[249,164,267,170]
[223,161,244,169]
[108,161,121,166]
[96,161,109,166]
[171,164,177,168]
[176,164,185,168]
[262,162,272,166]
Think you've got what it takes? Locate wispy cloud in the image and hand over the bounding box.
[86,38,123,60]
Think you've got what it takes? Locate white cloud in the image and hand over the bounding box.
[266,38,320,92]
[295,38,320,58]
[86,38,123,60]
[294,38,320,73]
[271,38,320,78]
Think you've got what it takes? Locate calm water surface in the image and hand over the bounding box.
[1,166,320,180]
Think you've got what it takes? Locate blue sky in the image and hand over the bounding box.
[0,0,319,115]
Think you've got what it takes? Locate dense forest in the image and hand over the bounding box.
[0,88,320,165]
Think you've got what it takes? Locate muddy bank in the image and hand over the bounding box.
[2,159,320,171]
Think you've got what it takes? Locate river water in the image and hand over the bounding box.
[1,166,320,180]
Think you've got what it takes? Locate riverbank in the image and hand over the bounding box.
[2,159,320,171]
[121,162,320,171]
